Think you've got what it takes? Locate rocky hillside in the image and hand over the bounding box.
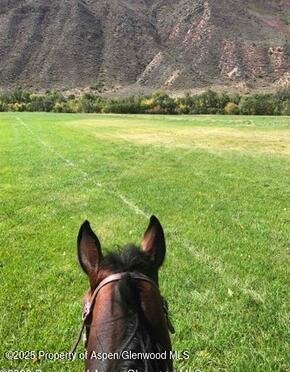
[0,0,289,93]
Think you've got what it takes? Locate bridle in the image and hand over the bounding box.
[70,272,175,355]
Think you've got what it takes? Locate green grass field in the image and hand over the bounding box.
[0,113,289,371]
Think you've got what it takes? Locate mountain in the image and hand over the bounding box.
[0,0,289,93]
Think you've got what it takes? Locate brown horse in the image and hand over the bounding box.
[73,215,174,372]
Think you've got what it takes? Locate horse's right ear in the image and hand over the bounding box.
[77,220,102,275]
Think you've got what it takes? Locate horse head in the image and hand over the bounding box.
[74,215,174,371]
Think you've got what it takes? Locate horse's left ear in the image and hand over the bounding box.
[77,220,102,275]
[142,215,166,268]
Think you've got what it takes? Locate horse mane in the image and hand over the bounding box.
[99,245,168,371]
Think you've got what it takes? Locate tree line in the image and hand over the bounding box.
[1,88,290,115]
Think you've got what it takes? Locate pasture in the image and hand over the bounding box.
[0,113,289,371]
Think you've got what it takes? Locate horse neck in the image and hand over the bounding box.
[85,281,173,372]
[85,284,125,370]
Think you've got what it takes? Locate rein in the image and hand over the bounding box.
[70,272,175,355]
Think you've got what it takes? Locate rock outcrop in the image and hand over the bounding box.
[0,0,289,92]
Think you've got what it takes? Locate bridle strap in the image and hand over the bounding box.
[69,272,173,355]
[69,317,87,356]
[70,273,131,355]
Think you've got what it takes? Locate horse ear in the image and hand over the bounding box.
[77,220,102,275]
[142,215,166,268]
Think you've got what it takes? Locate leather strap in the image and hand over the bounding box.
[69,272,174,355]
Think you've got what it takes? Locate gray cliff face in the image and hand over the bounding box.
[0,0,289,91]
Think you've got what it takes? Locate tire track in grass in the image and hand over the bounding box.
[15,115,263,301]
[15,116,149,219]
[181,239,265,303]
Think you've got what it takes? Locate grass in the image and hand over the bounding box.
[0,113,289,371]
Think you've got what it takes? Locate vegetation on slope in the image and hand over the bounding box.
[1,88,290,115]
